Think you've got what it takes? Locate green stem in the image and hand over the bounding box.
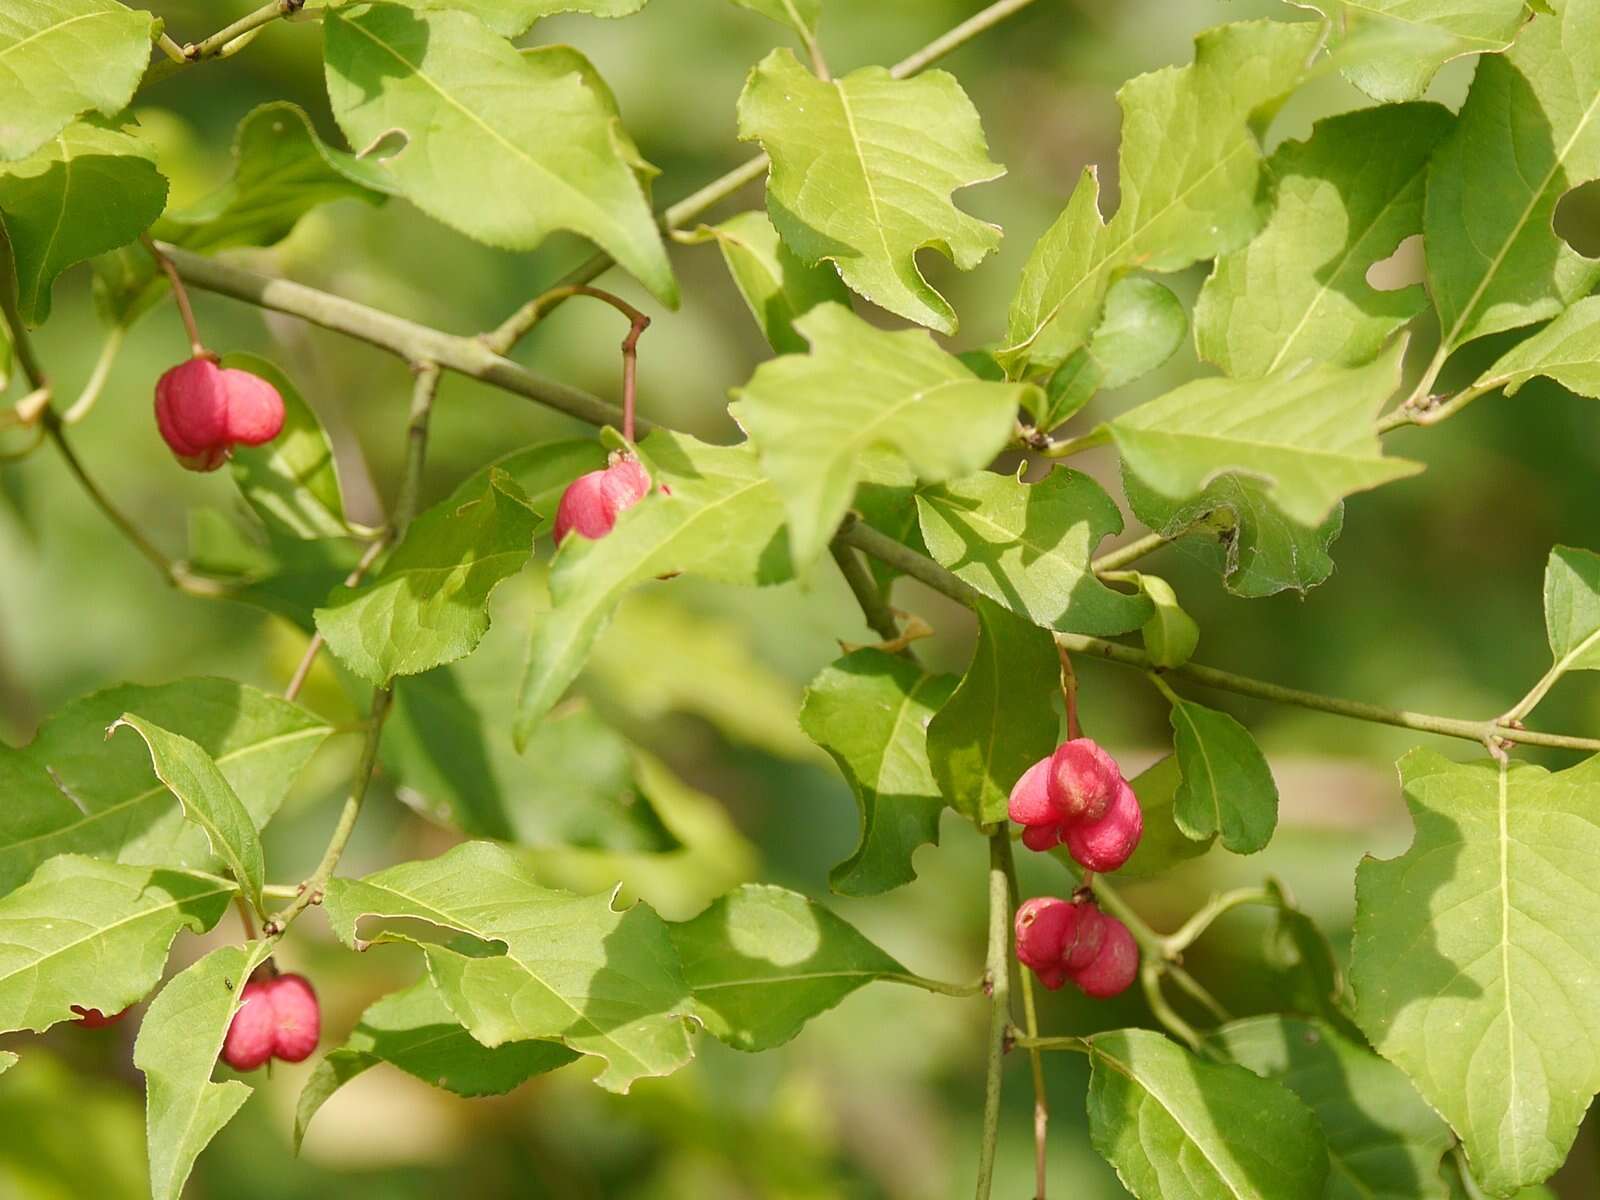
[1377,378,1499,434]
[1166,963,1232,1025]
[1011,1034,1088,1054]
[830,540,910,653]
[885,972,986,998]
[60,326,125,425]
[890,0,1041,77]
[975,831,1013,1200]
[1161,887,1276,957]
[999,835,1050,1200]
[1091,530,1167,574]
[393,363,441,535]
[1040,426,1112,459]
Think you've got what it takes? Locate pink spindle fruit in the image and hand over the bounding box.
[154,358,285,472]
[1047,738,1122,823]
[1013,898,1138,999]
[1070,915,1139,998]
[221,979,277,1071]
[220,973,321,1070]
[1010,737,1143,873]
[554,455,652,545]
[1064,780,1144,874]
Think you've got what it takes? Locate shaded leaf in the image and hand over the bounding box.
[730,302,1033,567]
[295,977,578,1151]
[0,857,234,1034]
[1112,755,1215,879]
[1351,751,1600,1195]
[799,648,957,896]
[730,0,820,38]
[388,0,649,36]
[1539,544,1600,676]
[916,467,1152,635]
[1477,294,1600,398]
[737,49,1003,333]
[323,840,694,1093]
[671,883,906,1051]
[185,510,364,633]
[927,598,1059,826]
[323,3,674,303]
[1168,698,1278,854]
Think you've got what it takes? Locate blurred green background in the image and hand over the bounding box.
[3,0,1599,1196]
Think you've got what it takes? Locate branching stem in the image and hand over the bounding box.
[141,235,206,357]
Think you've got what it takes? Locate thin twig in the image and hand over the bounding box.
[830,540,910,654]
[1091,529,1168,575]
[284,536,390,702]
[975,831,1013,1200]
[60,326,125,425]
[141,235,206,357]
[999,835,1049,1200]
[1058,644,1082,741]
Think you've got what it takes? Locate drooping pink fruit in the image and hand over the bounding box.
[1064,779,1143,873]
[1069,914,1138,998]
[1014,896,1078,972]
[71,1005,128,1029]
[154,358,285,472]
[1008,757,1055,828]
[553,454,653,545]
[1060,904,1107,972]
[221,979,277,1071]
[267,973,320,1063]
[1047,738,1123,824]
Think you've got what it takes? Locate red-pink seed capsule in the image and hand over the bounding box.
[1064,779,1143,874]
[155,358,230,463]
[1008,756,1056,828]
[1014,896,1077,971]
[71,1005,128,1029]
[220,368,286,446]
[554,457,652,545]
[267,973,320,1064]
[1020,823,1062,852]
[220,980,276,1072]
[1047,738,1123,824]
[1060,904,1107,973]
[599,456,651,511]
[1069,915,1138,998]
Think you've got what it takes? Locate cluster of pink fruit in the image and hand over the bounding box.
[155,357,286,472]
[1010,738,1143,998]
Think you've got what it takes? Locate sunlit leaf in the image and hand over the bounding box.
[730,0,819,39]
[1132,574,1198,669]
[1477,294,1600,398]
[387,0,649,36]
[1167,697,1278,854]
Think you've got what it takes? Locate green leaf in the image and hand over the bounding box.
[1351,751,1600,1195]
[729,302,1034,567]
[1124,471,1344,599]
[323,3,674,304]
[96,101,392,327]
[680,209,850,354]
[1195,103,1453,378]
[323,840,694,1093]
[1113,756,1215,879]
[730,0,820,39]
[798,649,957,896]
[1111,339,1422,529]
[1133,574,1198,669]
[915,467,1152,635]
[1086,1027,1329,1200]
[106,717,266,916]
[737,48,1003,334]
[1293,0,1527,102]
[443,438,610,538]
[1426,0,1600,354]
[294,977,578,1152]
[1264,878,1350,1030]
[225,353,352,541]
[1032,277,1186,432]
[1168,698,1278,854]
[515,432,793,741]
[1477,294,1600,398]
[386,0,649,36]
[0,680,332,896]
[136,941,275,1200]
[1212,1016,1454,1200]
[1002,20,1318,373]
[316,470,538,685]
[927,598,1060,826]
[185,511,364,633]
[0,1,156,161]
[0,857,234,1034]
[1539,545,1600,679]
[0,118,166,325]
[388,673,676,851]
[670,883,906,1051]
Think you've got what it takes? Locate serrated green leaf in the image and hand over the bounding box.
[384,0,648,36]
[225,353,351,541]
[1477,294,1600,398]
[1112,756,1214,878]
[322,840,694,1093]
[1292,0,1527,102]
[681,209,850,354]
[515,432,793,741]
[1125,471,1344,599]
[323,3,674,304]
[1111,339,1422,529]
[294,977,578,1152]
[186,510,364,633]
[1133,574,1198,669]
[737,49,1003,334]
[1426,0,1600,354]
[0,857,234,1034]
[670,883,905,1051]
[0,1,156,161]
[927,598,1059,826]
[1539,545,1600,679]
[1002,20,1318,373]
[1212,1016,1454,1200]
[730,303,1033,567]
[0,118,166,325]
[0,680,332,896]
[730,0,819,38]
[798,649,957,896]
[1168,698,1278,854]
[317,470,537,685]
[1032,276,1186,432]
[136,941,275,1200]
[441,438,609,538]
[916,468,1152,635]
[1352,751,1600,1195]
[388,668,676,851]
[106,717,265,916]
[1196,103,1453,378]
[1086,1027,1329,1200]
[95,101,392,326]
